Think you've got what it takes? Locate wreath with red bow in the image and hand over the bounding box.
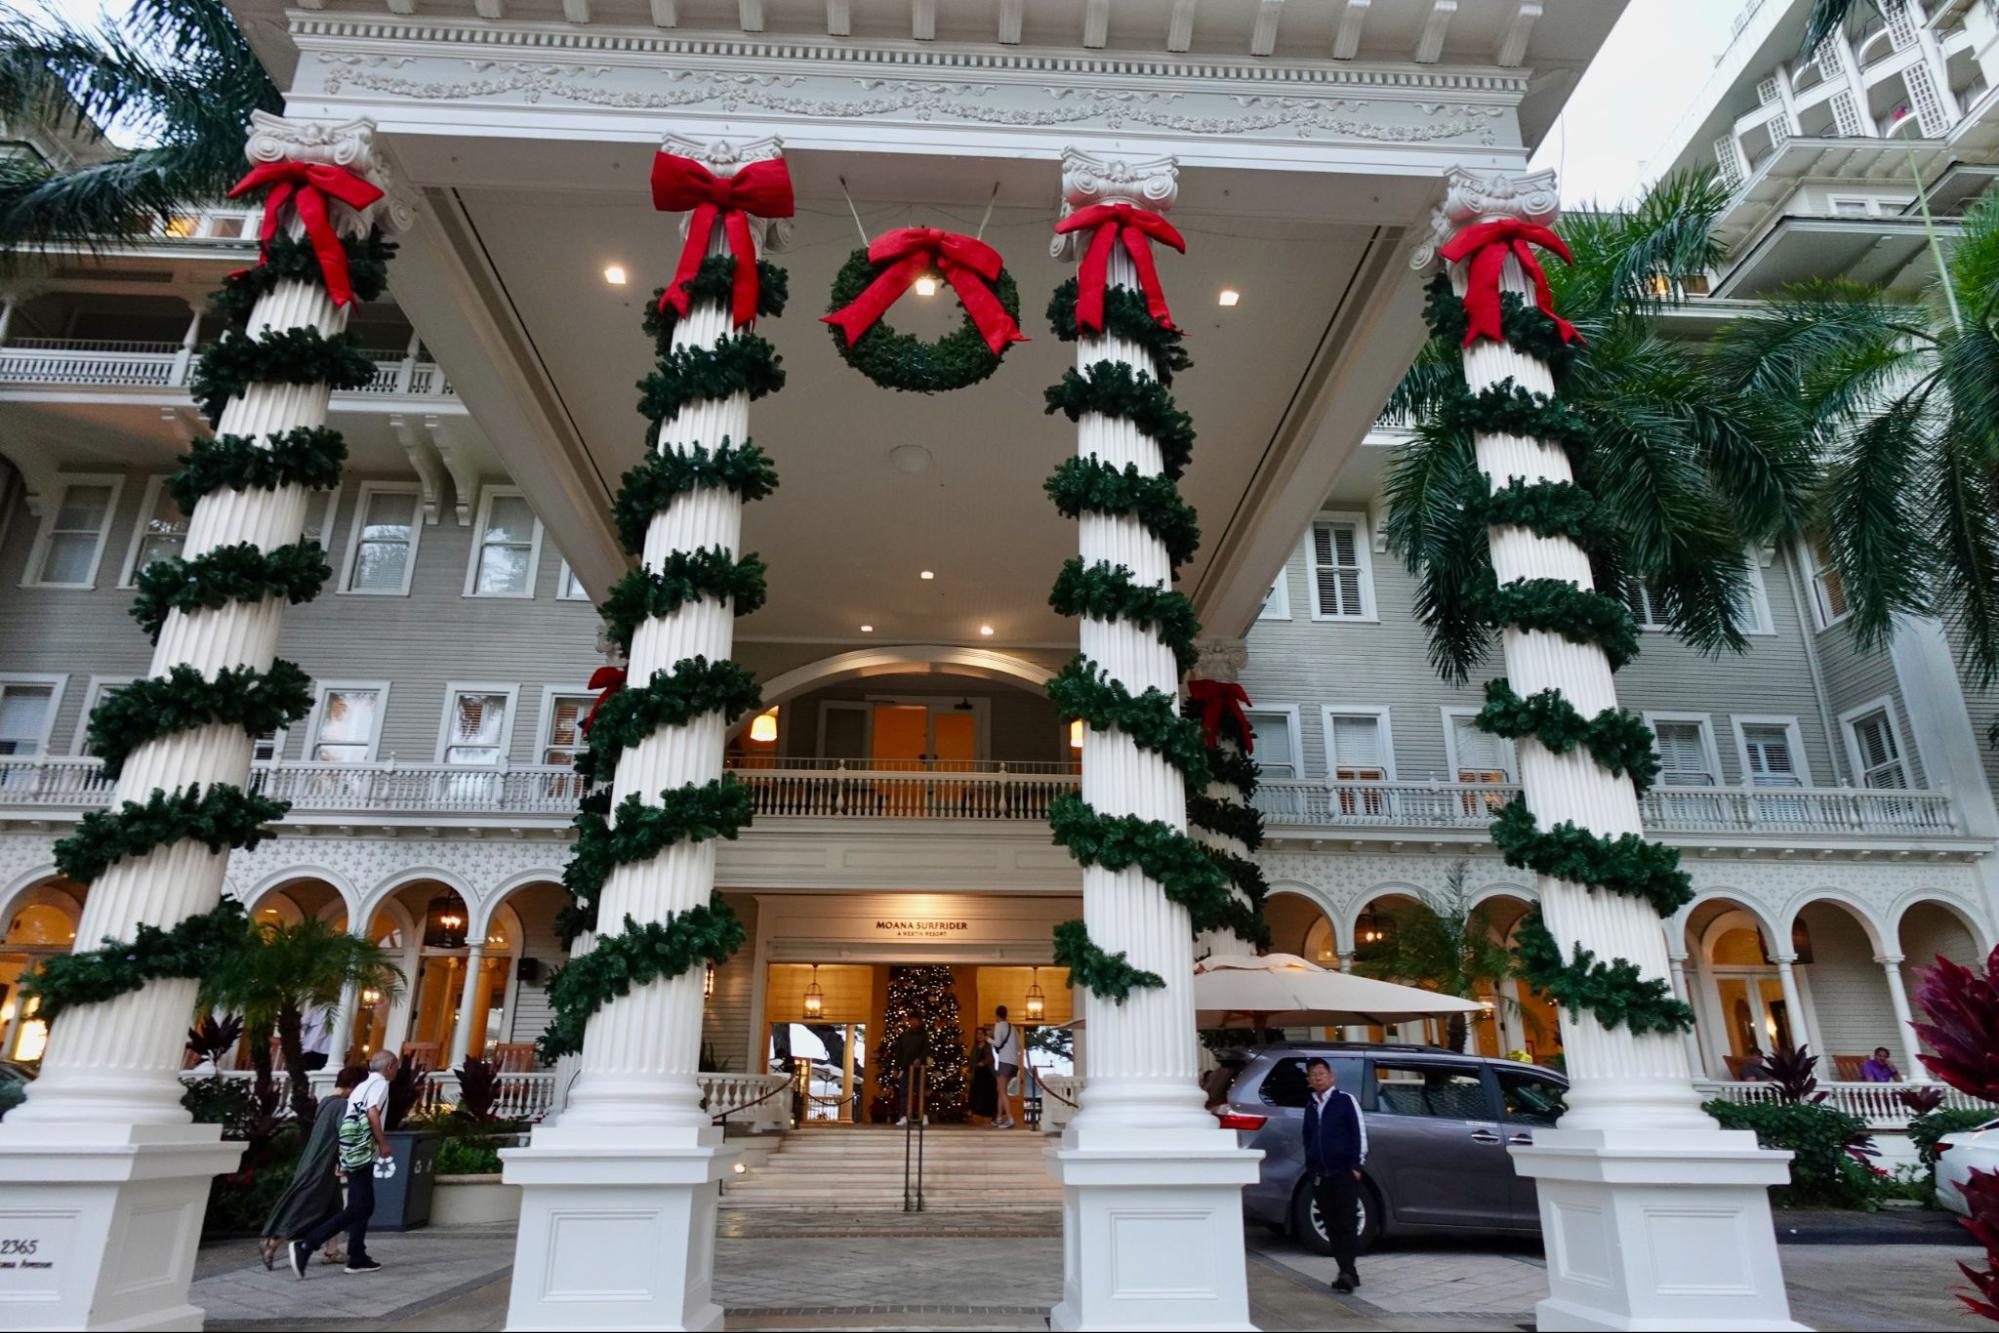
[822,228,1026,393]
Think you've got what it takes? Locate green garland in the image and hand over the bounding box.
[1476,679,1661,796]
[210,231,397,328]
[562,778,756,907]
[1513,911,1695,1035]
[1186,791,1264,849]
[87,661,314,782]
[598,548,768,655]
[1052,918,1164,1004]
[538,897,747,1060]
[1048,559,1200,674]
[636,332,786,427]
[1047,278,1192,384]
[53,783,290,887]
[166,427,347,514]
[1434,378,1593,455]
[1049,793,1239,937]
[22,898,250,1026]
[189,328,380,424]
[1488,798,1693,919]
[1462,476,1619,556]
[611,438,780,556]
[644,257,789,346]
[1419,272,1576,376]
[1204,843,1270,907]
[824,247,1022,393]
[575,656,763,785]
[1044,457,1202,571]
[1202,741,1262,800]
[1045,361,1196,481]
[130,540,331,644]
[1047,658,1211,788]
[1471,574,1641,671]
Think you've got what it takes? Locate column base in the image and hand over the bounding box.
[1047,1126,1263,1332]
[0,1121,242,1331]
[1513,1125,1805,1332]
[501,1124,735,1332]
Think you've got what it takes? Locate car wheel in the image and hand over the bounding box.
[1290,1177,1381,1257]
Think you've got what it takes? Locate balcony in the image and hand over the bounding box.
[0,339,456,400]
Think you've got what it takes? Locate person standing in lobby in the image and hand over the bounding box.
[1304,1056,1366,1293]
[989,1005,1019,1130]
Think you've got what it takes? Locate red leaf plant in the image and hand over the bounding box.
[1913,945,1999,1320]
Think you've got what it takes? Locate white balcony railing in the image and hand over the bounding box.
[1696,1079,1998,1132]
[181,1066,560,1123]
[726,760,1078,821]
[0,340,457,400]
[701,1071,792,1130]
[1256,779,1515,830]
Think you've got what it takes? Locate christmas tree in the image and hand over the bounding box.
[878,965,968,1122]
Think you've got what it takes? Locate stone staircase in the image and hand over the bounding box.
[721,1123,1063,1212]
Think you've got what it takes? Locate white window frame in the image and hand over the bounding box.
[556,560,591,602]
[1644,712,1725,787]
[305,680,392,763]
[1627,553,1773,637]
[23,474,124,589]
[1797,539,1850,631]
[1308,513,1379,623]
[1320,705,1396,782]
[1241,704,1302,780]
[538,684,598,766]
[338,482,424,596]
[433,682,522,765]
[1839,696,1914,791]
[0,673,68,757]
[1257,566,1291,621]
[1442,706,1519,783]
[71,675,135,755]
[1732,715,1813,789]
[251,725,288,764]
[117,475,189,588]
[462,485,544,600]
[301,483,342,553]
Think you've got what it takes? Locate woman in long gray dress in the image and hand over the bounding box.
[258,1063,366,1269]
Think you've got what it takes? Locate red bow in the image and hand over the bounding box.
[1054,202,1186,334]
[821,227,1028,358]
[651,153,795,328]
[580,666,627,737]
[1186,679,1253,753]
[227,161,385,308]
[1437,219,1582,349]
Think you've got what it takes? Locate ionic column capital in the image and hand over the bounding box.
[1051,147,1178,260]
[243,111,405,233]
[659,132,792,254]
[1191,637,1249,684]
[1411,166,1562,271]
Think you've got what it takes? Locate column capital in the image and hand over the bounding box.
[1191,636,1249,684]
[659,132,793,253]
[244,111,406,233]
[1411,166,1561,271]
[1773,952,1799,969]
[1051,147,1178,260]
[1876,952,1907,966]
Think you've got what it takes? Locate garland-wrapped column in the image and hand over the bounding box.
[1042,148,1257,1333]
[1426,168,1798,1332]
[504,134,787,1333]
[0,111,390,1332]
[1185,641,1271,961]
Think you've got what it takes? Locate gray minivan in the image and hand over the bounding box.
[1221,1042,1568,1252]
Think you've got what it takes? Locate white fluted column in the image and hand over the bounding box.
[1431,168,1798,1332]
[447,944,487,1070]
[1773,955,1809,1054]
[1667,952,1706,1076]
[1878,953,1926,1079]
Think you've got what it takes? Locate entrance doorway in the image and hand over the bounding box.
[769,1022,867,1123]
[818,696,988,770]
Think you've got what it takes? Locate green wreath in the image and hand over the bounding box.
[824,247,1022,393]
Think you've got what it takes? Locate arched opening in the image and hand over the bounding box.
[1,877,83,1062]
[1898,897,1985,1064]
[1684,898,1788,1079]
[1788,898,1896,1082]
[364,878,525,1072]
[1477,894,1561,1065]
[474,879,570,1071]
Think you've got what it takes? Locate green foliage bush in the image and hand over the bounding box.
[1909,1106,1999,1169]
[435,1136,505,1176]
[0,1079,24,1120]
[1704,1098,1882,1208]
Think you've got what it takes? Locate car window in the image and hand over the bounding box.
[1369,1061,1491,1120]
[1496,1067,1566,1127]
[1256,1056,1364,1109]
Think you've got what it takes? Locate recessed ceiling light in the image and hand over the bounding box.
[860,624,874,633]
[604,265,628,286]
[890,444,933,474]
[920,570,935,580]
[915,275,939,296]
[979,624,995,637]
[1218,288,1240,307]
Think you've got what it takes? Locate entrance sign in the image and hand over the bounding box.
[873,918,970,939]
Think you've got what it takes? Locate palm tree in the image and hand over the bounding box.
[1803,1,1878,58]
[1384,171,1818,683]
[202,917,404,1125]
[1351,863,1514,1053]
[1709,191,1999,688]
[0,0,280,248]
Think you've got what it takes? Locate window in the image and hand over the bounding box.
[72,676,134,755]
[1242,707,1300,780]
[341,485,421,594]
[1829,196,1874,217]
[302,485,341,550]
[1496,1067,1567,1127]
[251,727,285,763]
[0,678,63,757]
[309,685,387,762]
[1627,556,1769,635]
[464,487,542,598]
[118,477,188,586]
[1445,710,1515,784]
[438,686,515,766]
[1258,569,1290,621]
[541,691,594,767]
[1625,580,1666,629]
[557,561,590,601]
[1255,1056,1364,1109]
[1649,717,1719,787]
[28,477,122,588]
[1843,703,1911,790]
[1309,517,1375,621]
[1801,538,1849,629]
[1370,1061,1491,1120]
[1736,719,1808,788]
[1324,708,1392,816]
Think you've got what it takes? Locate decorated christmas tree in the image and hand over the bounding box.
[878,965,968,1122]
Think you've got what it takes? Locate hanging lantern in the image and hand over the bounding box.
[704,962,717,1001]
[749,708,779,744]
[1355,907,1393,953]
[1025,967,1046,1021]
[803,964,824,1018]
[423,891,469,949]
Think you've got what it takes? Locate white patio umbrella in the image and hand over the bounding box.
[1192,952,1487,1029]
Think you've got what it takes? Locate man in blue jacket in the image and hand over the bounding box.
[1303,1056,1366,1292]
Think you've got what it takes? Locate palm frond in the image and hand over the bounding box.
[1822,394,1936,646]
[1554,170,1730,322]
[1802,0,1877,57]
[1382,423,1492,684]
[0,140,243,248]
[1945,191,1999,328]
[1383,339,1464,424]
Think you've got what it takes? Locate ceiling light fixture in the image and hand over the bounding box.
[915,274,939,296]
[979,624,995,637]
[604,264,628,286]
[1218,288,1241,307]
[749,707,779,743]
[860,624,874,633]
[920,570,935,580]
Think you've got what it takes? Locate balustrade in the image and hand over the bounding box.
[1695,1078,1997,1131]
[0,341,457,398]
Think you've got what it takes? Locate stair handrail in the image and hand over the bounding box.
[711,1073,792,1128]
[903,1057,927,1213]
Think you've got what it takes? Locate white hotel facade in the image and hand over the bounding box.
[0,0,1996,1330]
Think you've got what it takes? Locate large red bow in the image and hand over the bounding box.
[651,153,795,328]
[1186,679,1253,754]
[580,666,627,737]
[1054,202,1186,334]
[227,161,384,308]
[1437,219,1582,349]
[821,227,1027,358]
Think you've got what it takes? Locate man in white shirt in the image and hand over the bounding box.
[298,1004,335,1073]
[292,1049,398,1278]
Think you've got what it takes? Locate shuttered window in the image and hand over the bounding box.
[444,691,510,766]
[1653,720,1716,787]
[1450,714,1515,784]
[1327,713,1387,780]
[1805,538,1849,629]
[1243,709,1296,779]
[1850,709,1910,790]
[0,683,56,757]
[1741,724,1802,788]
[313,688,382,762]
[544,695,592,767]
[1311,521,1372,619]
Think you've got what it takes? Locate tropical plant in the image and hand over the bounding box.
[1912,944,1999,1321]
[1704,1097,1883,1208]
[1748,1043,1829,1104]
[1802,0,1879,60]
[385,1056,427,1132]
[1900,1083,1949,1117]
[184,1011,243,1066]
[0,0,282,249]
[1350,862,1514,1052]
[452,1056,501,1125]
[1384,171,1816,682]
[200,917,404,1125]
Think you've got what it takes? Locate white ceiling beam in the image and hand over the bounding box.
[912,0,934,40]
[1083,0,1109,49]
[1250,0,1282,56]
[649,0,676,25]
[997,0,1023,44]
[1331,0,1369,60]
[739,0,764,33]
[1167,0,1197,52]
[1414,0,1456,63]
[825,0,849,35]
[1495,0,1541,67]
[561,0,588,21]
[471,0,502,16]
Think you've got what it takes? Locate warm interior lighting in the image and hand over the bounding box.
[1218,288,1241,307]
[704,962,717,1000]
[749,708,779,743]
[424,891,469,949]
[1026,967,1046,1021]
[603,264,628,286]
[1069,719,1085,749]
[860,624,874,633]
[979,624,994,637]
[920,570,935,580]
[803,964,824,1018]
[361,987,383,1006]
[915,274,939,296]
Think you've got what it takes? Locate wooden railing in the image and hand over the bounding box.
[1696,1079,1998,1131]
